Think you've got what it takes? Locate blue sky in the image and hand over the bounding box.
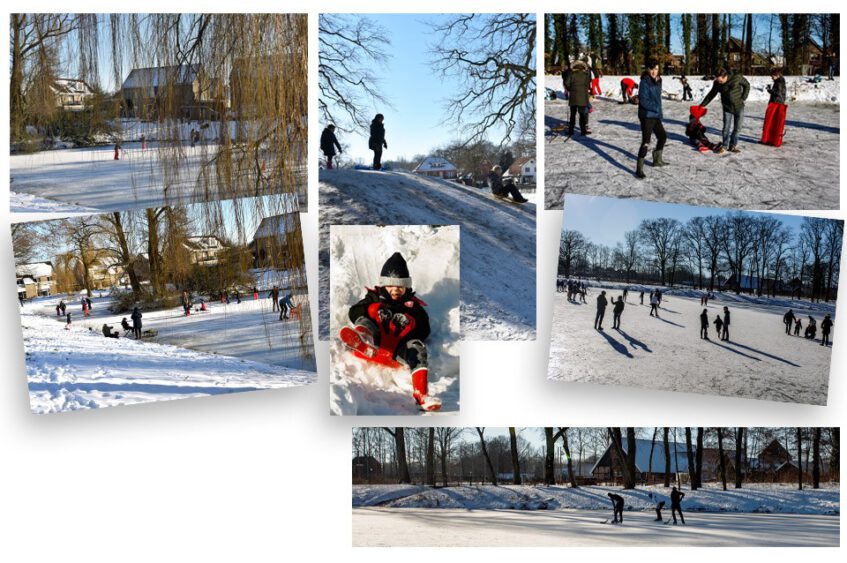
[562,195,807,248]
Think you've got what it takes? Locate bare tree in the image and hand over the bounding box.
[508,427,522,485]
[561,427,578,488]
[428,13,536,145]
[796,427,804,490]
[475,428,498,485]
[608,427,636,489]
[663,427,671,487]
[813,427,822,489]
[384,427,411,484]
[716,427,727,491]
[735,427,745,488]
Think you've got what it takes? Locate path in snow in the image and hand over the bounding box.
[10,140,306,220]
[353,508,839,547]
[329,225,460,415]
[21,309,316,414]
[548,289,833,405]
[544,76,840,210]
[319,169,536,341]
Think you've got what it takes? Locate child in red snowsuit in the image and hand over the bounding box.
[346,252,439,410]
[686,105,717,153]
[620,77,638,103]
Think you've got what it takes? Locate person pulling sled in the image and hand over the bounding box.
[340,252,441,411]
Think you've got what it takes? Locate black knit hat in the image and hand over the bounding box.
[379,252,412,288]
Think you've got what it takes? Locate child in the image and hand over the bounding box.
[686,105,717,153]
[345,252,440,410]
[714,313,724,339]
[762,67,788,147]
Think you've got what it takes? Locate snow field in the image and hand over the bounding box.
[548,289,833,405]
[319,169,536,341]
[544,75,840,210]
[329,225,460,415]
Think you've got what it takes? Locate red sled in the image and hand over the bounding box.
[339,326,402,369]
[761,102,787,147]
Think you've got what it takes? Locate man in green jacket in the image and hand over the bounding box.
[700,68,750,154]
[564,60,593,136]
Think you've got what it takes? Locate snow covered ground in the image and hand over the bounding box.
[353,508,839,546]
[20,292,316,414]
[544,75,840,210]
[319,169,536,341]
[10,138,306,221]
[352,483,840,514]
[329,225,460,415]
[547,283,835,405]
[21,308,316,414]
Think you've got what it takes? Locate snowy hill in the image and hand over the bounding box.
[329,225,460,415]
[352,483,839,515]
[319,169,536,341]
[21,307,315,414]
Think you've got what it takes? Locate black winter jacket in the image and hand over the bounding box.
[320,127,342,156]
[702,72,750,113]
[369,120,386,150]
[767,76,787,105]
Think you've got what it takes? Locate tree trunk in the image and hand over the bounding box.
[426,427,435,486]
[509,427,521,485]
[734,427,745,488]
[476,428,498,486]
[685,428,697,490]
[562,428,578,488]
[648,428,658,485]
[717,427,727,491]
[812,428,821,489]
[663,427,671,487]
[110,212,141,293]
[544,427,556,485]
[797,427,803,490]
[694,427,704,489]
[390,428,411,484]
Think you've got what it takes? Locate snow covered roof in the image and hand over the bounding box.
[16,262,53,278]
[183,236,225,251]
[53,78,93,96]
[413,157,457,173]
[591,438,690,475]
[252,214,298,240]
[122,65,200,89]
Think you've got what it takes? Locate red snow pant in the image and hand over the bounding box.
[761,102,787,147]
[591,77,602,96]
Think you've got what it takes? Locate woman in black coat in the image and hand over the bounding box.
[320,124,342,169]
[635,59,668,179]
[368,114,387,170]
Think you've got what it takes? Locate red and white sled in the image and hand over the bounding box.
[761,102,787,147]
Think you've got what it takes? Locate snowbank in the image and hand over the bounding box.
[352,483,839,515]
[319,169,536,341]
[329,225,460,415]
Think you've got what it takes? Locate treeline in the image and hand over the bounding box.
[545,14,839,76]
[558,213,843,302]
[353,427,839,491]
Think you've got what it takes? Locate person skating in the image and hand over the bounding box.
[619,77,638,103]
[564,60,592,136]
[320,124,342,169]
[761,67,788,147]
[655,500,666,522]
[622,287,629,302]
[670,487,686,525]
[700,67,750,154]
[783,309,796,335]
[595,290,608,330]
[130,306,143,340]
[700,308,710,339]
[686,105,718,153]
[635,60,668,179]
[675,74,693,101]
[713,313,724,339]
[607,492,625,524]
[612,296,625,329]
[279,292,294,320]
[345,252,439,410]
[649,290,660,317]
[368,113,387,170]
[721,306,731,341]
[821,314,833,346]
[640,291,644,305]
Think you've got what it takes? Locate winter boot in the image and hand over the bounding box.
[635,158,646,179]
[412,367,441,411]
[652,149,669,167]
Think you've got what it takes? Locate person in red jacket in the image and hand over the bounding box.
[620,77,638,103]
[686,105,718,152]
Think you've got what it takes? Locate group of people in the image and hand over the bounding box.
[269,286,296,320]
[783,309,834,346]
[607,487,686,525]
[593,290,626,331]
[319,113,388,172]
[557,278,588,303]
[699,306,732,341]
[103,306,143,340]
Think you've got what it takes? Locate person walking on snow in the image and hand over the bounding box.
[368,113,387,170]
[595,290,608,330]
[320,124,342,169]
[649,290,660,317]
[783,309,796,334]
[700,67,750,154]
[346,252,439,410]
[761,67,788,147]
[635,60,669,179]
[564,60,592,136]
[821,314,833,346]
[700,308,710,339]
[721,306,731,341]
[181,290,192,316]
[612,296,625,329]
[607,492,625,524]
[670,487,686,525]
[794,317,803,336]
[714,313,724,339]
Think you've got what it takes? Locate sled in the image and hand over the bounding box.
[140,329,159,339]
[492,194,526,205]
[761,102,787,147]
[339,326,402,369]
[550,124,568,133]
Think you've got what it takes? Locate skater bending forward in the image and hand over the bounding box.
[608,492,625,524]
[345,252,440,411]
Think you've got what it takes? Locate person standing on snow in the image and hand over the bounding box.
[675,74,693,101]
[783,309,796,335]
[612,296,625,329]
[761,67,788,147]
[635,60,668,179]
[595,290,608,330]
[670,487,686,525]
[649,290,660,317]
[821,314,833,346]
[721,306,731,341]
[320,124,342,169]
[700,67,750,154]
[270,285,280,312]
[345,252,439,410]
[560,61,572,100]
[564,60,592,136]
[700,308,710,339]
[368,114,387,170]
[130,306,143,339]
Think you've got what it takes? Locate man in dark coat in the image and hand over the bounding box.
[130,306,143,339]
[700,308,709,339]
[320,124,342,169]
[721,306,731,341]
[821,314,833,346]
[368,114,387,170]
[784,309,796,334]
[670,487,686,524]
[700,68,750,153]
[595,290,608,330]
[564,60,592,136]
[612,296,625,329]
[270,286,280,312]
[607,492,625,524]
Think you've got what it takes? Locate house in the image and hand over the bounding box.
[16,262,56,298]
[725,37,771,74]
[183,236,227,267]
[52,78,94,112]
[121,64,224,120]
[720,273,787,294]
[251,213,303,270]
[89,255,125,289]
[413,157,458,180]
[507,156,536,184]
[352,455,382,480]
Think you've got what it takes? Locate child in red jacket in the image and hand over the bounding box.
[686,105,717,153]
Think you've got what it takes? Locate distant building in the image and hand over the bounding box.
[16,262,56,298]
[507,156,536,184]
[413,157,458,180]
[591,438,734,484]
[251,213,303,270]
[121,64,225,120]
[88,255,124,289]
[52,78,94,112]
[183,236,227,267]
[352,456,382,480]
